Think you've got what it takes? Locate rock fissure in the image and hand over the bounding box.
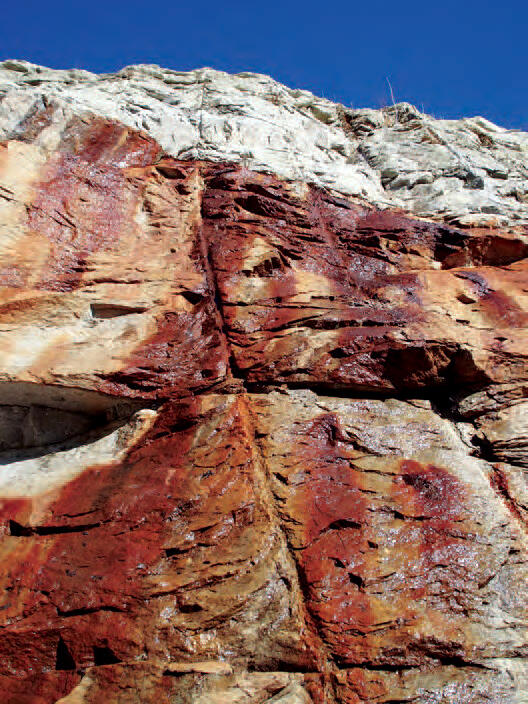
[243,396,340,677]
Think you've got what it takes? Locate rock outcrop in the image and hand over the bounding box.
[0,62,526,703]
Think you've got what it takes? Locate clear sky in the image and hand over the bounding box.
[1,0,526,130]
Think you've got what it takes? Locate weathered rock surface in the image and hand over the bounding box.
[1,60,528,227]
[0,65,526,703]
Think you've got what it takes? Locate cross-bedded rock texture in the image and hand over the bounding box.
[0,67,527,703]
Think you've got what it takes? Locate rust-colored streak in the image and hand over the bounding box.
[201,165,494,391]
[94,159,230,400]
[100,303,228,399]
[480,289,528,328]
[69,119,161,168]
[16,118,160,292]
[267,405,482,667]
[274,412,376,665]
[489,464,525,523]
[28,154,125,290]
[25,143,142,292]
[389,459,476,605]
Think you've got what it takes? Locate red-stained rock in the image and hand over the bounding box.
[0,109,527,703]
[0,395,318,689]
[250,389,527,672]
[0,122,229,401]
[201,165,528,392]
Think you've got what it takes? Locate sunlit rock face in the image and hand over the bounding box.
[0,64,527,704]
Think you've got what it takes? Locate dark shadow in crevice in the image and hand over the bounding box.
[9,519,101,536]
[90,303,148,319]
[93,646,121,666]
[56,637,76,671]
[0,416,127,465]
[0,400,156,465]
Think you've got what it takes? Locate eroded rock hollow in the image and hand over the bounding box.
[0,62,527,703]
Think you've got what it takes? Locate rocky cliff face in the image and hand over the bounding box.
[0,61,527,704]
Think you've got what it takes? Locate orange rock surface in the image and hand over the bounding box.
[0,115,526,703]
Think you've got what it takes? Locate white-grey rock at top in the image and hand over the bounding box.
[0,59,527,227]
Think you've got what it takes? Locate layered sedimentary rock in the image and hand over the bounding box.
[0,63,526,703]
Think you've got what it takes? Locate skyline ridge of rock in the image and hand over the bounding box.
[1,59,527,229]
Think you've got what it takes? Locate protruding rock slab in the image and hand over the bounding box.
[0,394,320,698]
[202,165,528,391]
[0,118,228,401]
[250,389,528,667]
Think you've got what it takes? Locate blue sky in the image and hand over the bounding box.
[1,0,526,129]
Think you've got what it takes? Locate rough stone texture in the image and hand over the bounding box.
[1,60,528,227]
[0,65,526,703]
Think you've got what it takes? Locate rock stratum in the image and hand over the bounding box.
[0,61,527,704]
